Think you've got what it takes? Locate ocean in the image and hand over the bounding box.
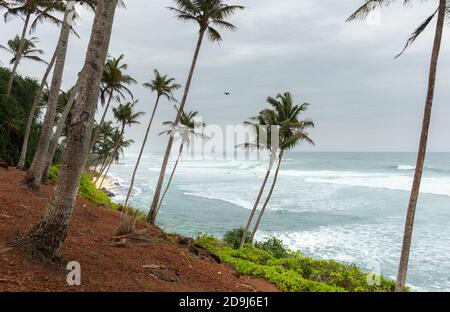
[104,152,450,292]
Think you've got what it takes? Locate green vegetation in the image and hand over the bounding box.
[0,67,42,166]
[49,165,145,221]
[223,227,252,249]
[196,232,397,292]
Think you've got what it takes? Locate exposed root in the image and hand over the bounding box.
[8,235,62,267]
[111,213,151,247]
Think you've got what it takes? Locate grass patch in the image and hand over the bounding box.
[195,233,397,292]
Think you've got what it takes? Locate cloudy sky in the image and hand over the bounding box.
[1,0,450,152]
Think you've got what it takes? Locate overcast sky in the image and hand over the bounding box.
[1,0,450,152]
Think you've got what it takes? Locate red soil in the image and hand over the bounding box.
[0,168,278,292]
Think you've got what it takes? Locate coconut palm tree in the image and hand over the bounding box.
[348,0,448,292]
[2,0,65,96]
[249,93,314,242]
[25,1,80,190]
[17,0,95,170]
[12,0,119,260]
[97,100,144,188]
[155,107,207,219]
[147,0,244,224]
[0,35,47,65]
[123,69,180,207]
[238,110,280,249]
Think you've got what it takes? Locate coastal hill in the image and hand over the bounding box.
[0,167,278,292]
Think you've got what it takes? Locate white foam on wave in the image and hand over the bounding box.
[281,170,450,197]
[397,165,415,171]
[183,192,254,210]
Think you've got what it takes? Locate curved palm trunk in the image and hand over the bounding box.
[99,158,113,188]
[98,125,125,188]
[155,142,184,215]
[124,95,161,207]
[14,0,118,260]
[6,13,30,96]
[250,150,284,242]
[41,83,80,183]
[16,50,57,169]
[395,0,446,292]
[26,4,75,191]
[147,29,205,225]
[239,165,272,249]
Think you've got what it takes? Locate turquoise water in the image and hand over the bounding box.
[106,152,450,292]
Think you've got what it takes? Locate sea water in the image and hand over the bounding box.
[105,152,450,292]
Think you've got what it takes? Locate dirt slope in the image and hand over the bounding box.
[0,168,278,292]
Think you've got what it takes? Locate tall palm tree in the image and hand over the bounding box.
[147,0,244,224]
[123,69,180,207]
[348,0,448,292]
[238,111,280,249]
[25,1,80,190]
[2,0,65,95]
[0,35,47,65]
[249,93,314,242]
[97,100,144,188]
[12,0,119,260]
[16,0,95,170]
[155,107,207,218]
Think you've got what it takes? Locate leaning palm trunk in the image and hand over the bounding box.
[99,158,113,189]
[26,4,75,190]
[396,0,446,292]
[250,150,284,242]
[155,142,184,215]
[6,13,30,96]
[12,0,118,260]
[124,95,161,207]
[89,90,113,153]
[239,164,273,249]
[16,51,57,169]
[41,82,80,183]
[147,29,205,225]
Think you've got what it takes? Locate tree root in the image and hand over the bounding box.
[110,213,151,247]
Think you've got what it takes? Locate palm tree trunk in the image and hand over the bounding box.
[250,150,284,242]
[395,0,446,292]
[155,142,184,215]
[41,82,80,184]
[124,95,161,207]
[99,158,113,189]
[89,89,113,153]
[16,50,57,169]
[25,4,75,191]
[98,125,125,188]
[147,28,206,225]
[239,165,272,249]
[6,13,30,96]
[13,0,118,260]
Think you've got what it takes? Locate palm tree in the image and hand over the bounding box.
[12,0,119,260]
[97,100,144,188]
[249,93,314,242]
[90,54,136,150]
[16,0,95,170]
[2,0,65,95]
[123,69,180,207]
[147,0,244,224]
[155,107,207,219]
[348,0,448,292]
[25,1,80,190]
[238,110,280,249]
[0,35,47,65]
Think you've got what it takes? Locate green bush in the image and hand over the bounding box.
[195,234,396,292]
[255,237,291,259]
[48,165,145,221]
[223,227,252,249]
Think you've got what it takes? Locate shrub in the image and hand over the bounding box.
[195,235,396,292]
[255,237,291,259]
[223,227,252,249]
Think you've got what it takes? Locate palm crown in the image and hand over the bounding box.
[143,69,181,102]
[347,0,450,57]
[0,35,47,65]
[3,0,66,31]
[168,0,245,42]
[101,54,137,105]
[112,100,145,133]
[160,106,206,142]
